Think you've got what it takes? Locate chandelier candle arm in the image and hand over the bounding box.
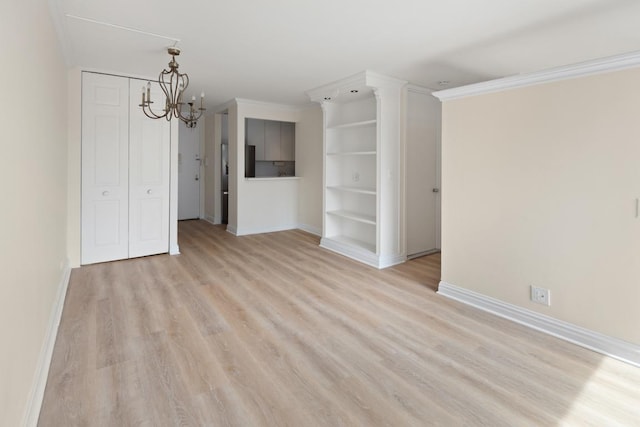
[139,47,206,127]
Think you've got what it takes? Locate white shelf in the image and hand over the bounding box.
[326,186,376,195]
[328,119,377,130]
[312,71,405,269]
[325,235,376,254]
[327,151,376,156]
[327,210,376,225]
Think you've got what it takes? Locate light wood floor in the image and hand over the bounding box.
[39,220,640,426]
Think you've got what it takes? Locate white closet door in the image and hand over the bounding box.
[406,89,440,257]
[128,80,170,258]
[81,73,130,264]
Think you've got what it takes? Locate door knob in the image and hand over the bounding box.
[432,188,440,193]
[102,191,109,196]
[147,189,152,195]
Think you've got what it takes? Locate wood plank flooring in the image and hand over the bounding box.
[39,220,640,426]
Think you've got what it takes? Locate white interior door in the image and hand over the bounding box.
[178,120,201,220]
[81,73,130,264]
[406,89,440,257]
[129,80,171,257]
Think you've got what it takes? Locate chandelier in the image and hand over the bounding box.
[140,47,205,128]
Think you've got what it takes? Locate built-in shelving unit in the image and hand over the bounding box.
[326,209,376,225]
[326,185,376,195]
[326,151,376,156]
[307,71,406,268]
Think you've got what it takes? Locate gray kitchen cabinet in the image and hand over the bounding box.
[264,120,281,161]
[246,118,295,162]
[280,122,295,161]
[246,118,265,160]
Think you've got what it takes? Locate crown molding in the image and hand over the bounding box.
[306,71,365,102]
[306,70,407,103]
[433,50,640,101]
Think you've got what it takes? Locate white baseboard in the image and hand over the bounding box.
[320,237,405,269]
[378,254,406,269]
[297,223,321,236]
[204,215,221,225]
[407,248,440,260]
[169,244,180,255]
[234,224,298,236]
[226,225,238,236]
[437,281,640,367]
[22,259,72,427]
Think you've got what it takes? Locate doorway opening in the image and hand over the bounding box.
[178,120,203,220]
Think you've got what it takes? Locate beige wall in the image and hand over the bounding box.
[0,0,68,425]
[67,68,82,266]
[296,106,323,234]
[440,67,640,344]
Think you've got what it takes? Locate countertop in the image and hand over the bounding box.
[245,176,300,181]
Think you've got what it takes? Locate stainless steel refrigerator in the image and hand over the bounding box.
[221,144,228,224]
[245,145,256,178]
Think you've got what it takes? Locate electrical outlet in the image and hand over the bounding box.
[531,286,551,306]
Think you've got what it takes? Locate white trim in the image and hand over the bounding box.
[226,225,238,236]
[297,223,322,236]
[307,70,407,103]
[204,215,220,225]
[378,254,406,269]
[433,50,640,101]
[406,249,440,260]
[306,71,364,102]
[234,224,298,236]
[320,238,405,269]
[320,237,379,268]
[437,281,640,367]
[22,260,72,427]
[366,71,408,88]
[169,119,179,258]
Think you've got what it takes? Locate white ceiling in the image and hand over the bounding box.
[49,0,640,108]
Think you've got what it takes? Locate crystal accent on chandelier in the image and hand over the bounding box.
[139,47,205,128]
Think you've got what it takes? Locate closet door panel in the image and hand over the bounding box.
[81,73,130,264]
[128,80,170,258]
